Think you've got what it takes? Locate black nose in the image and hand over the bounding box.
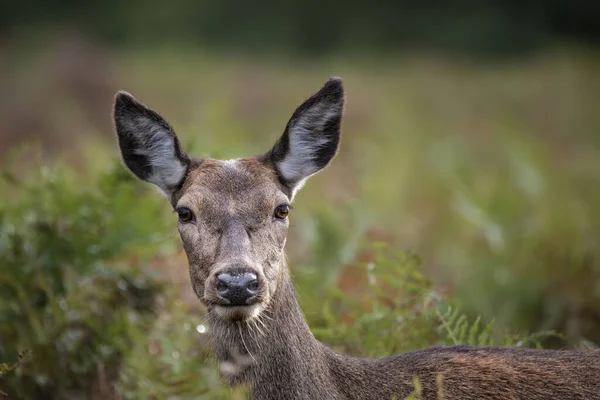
[216,272,259,306]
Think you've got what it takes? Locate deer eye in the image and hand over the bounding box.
[274,204,290,220]
[176,207,194,223]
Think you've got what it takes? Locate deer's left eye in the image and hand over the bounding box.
[274,204,290,220]
[176,207,194,223]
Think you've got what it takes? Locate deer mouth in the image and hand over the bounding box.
[214,304,262,322]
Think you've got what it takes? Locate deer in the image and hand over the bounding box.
[113,77,600,399]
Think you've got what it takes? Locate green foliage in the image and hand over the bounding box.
[306,247,440,356]
[403,376,423,400]
[117,298,246,399]
[0,162,170,398]
[0,351,29,396]
[436,308,497,347]
[435,307,558,349]
[421,132,600,347]
[302,244,545,359]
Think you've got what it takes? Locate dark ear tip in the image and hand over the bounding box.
[113,90,140,116]
[324,76,343,89]
[321,77,344,101]
[114,90,134,105]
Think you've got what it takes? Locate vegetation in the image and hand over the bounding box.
[0,162,168,398]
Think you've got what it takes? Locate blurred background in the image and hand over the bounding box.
[1,1,599,398]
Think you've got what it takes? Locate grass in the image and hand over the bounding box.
[0,42,599,397]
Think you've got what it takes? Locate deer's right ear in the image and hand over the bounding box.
[113,91,190,196]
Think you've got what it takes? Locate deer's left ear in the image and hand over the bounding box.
[265,77,344,197]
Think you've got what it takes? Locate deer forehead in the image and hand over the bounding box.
[176,158,286,216]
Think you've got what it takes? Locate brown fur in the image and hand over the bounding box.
[113,78,600,400]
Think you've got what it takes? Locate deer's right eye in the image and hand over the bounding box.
[176,207,194,223]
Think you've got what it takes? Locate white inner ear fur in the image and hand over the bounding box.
[277,103,340,190]
[129,116,187,196]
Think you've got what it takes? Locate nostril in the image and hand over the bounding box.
[246,277,259,295]
[240,273,258,296]
[247,279,259,292]
[216,277,228,294]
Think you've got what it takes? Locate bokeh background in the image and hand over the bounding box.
[1,1,599,398]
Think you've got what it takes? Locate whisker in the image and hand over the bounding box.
[258,311,274,322]
[250,320,263,353]
[256,314,268,333]
[200,312,211,326]
[259,311,273,337]
[238,321,256,363]
[253,318,265,338]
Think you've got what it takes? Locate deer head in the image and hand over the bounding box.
[113,78,344,323]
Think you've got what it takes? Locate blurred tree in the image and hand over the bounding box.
[1,0,599,56]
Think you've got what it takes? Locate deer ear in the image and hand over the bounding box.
[113,91,190,196]
[266,77,344,196]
